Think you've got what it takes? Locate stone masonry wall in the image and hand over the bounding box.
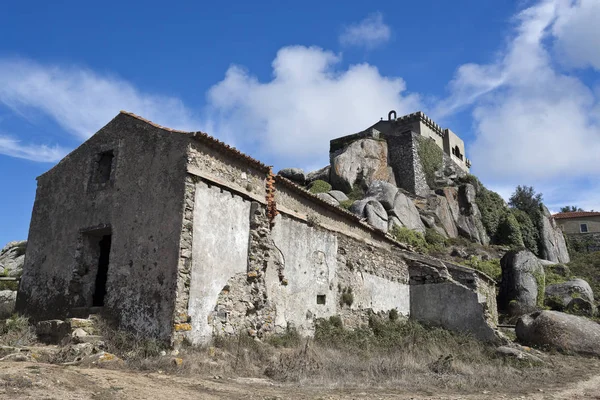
[387,132,430,197]
[177,161,499,343]
[567,232,600,253]
[17,113,188,341]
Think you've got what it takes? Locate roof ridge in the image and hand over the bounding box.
[553,211,600,219]
[119,110,193,134]
[119,110,271,172]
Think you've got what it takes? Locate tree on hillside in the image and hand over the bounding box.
[509,185,543,216]
[560,205,584,213]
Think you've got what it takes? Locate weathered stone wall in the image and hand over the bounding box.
[387,132,430,197]
[177,166,498,342]
[187,140,268,199]
[16,113,189,340]
[274,177,388,244]
[408,254,498,341]
[558,216,600,234]
[566,232,600,253]
[334,233,410,328]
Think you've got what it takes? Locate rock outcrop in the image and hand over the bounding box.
[516,310,600,356]
[306,166,330,184]
[278,168,306,184]
[389,192,425,233]
[327,190,348,203]
[0,240,26,277]
[544,279,596,316]
[0,290,16,319]
[349,181,425,234]
[349,198,388,233]
[498,249,544,316]
[539,206,570,263]
[438,185,489,245]
[330,138,396,193]
[419,195,458,238]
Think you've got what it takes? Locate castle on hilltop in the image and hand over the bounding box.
[328,111,471,198]
[331,110,471,172]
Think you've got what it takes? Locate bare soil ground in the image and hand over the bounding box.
[2,359,600,400]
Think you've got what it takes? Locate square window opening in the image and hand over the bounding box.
[580,223,589,233]
[316,295,326,305]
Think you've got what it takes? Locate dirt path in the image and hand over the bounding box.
[1,361,600,400]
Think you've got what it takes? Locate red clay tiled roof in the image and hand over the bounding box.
[553,211,600,219]
[120,111,271,172]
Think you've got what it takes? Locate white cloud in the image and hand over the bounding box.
[0,58,200,161]
[0,135,67,162]
[437,0,600,189]
[339,12,391,49]
[552,0,600,70]
[207,45,420,169]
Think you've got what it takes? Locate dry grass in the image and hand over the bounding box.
[89,316,599,395]
[0,314,35,347]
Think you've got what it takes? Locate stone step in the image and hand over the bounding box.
[72,334,104,344]
[68,306,104,319]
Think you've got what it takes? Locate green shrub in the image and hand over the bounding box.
[0,281,18,291]
[347,185,365,201]
[315,315,471,352]
[416,136,443,188]
[512,209,539,255]
[495,211,524,247]
[391,226,428,252]
[267,325,302,348]
[456,174,482,190]
[388,308,399,321]
[340,287,354,307]
[309,180,332,194]
[544,269,569,286]
[509,186,543,218]
[462,257,502,281]
[339,199,354,210]
[0,315,35,347]
[568,251,600,297]
[532,270,546,308]
[424,228,447,251]
[476,188,508,240]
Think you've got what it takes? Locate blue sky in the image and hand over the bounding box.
[1,0,600,246]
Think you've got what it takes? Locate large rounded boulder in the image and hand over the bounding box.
[277,168,306,184]
[498,249,545,316]
[0,241,26,277]
[544,279,595,316]
[365,180,398,210]
[516,310,600,356]
[349,198,388,233]
[389,192,425,233]
[330,138,395,193]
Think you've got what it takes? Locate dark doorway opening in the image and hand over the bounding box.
[92,234,112,307]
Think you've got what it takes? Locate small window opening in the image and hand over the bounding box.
[316,295,326,305]
[94,150,114,184]
[453,145,464,160]
[580,223,589,233]
[92,234,112,307]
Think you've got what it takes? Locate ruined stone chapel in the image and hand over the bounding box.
[16,111,499,345]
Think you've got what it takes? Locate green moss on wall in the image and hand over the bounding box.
[416,136,443,188]
[532,270,546,308]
